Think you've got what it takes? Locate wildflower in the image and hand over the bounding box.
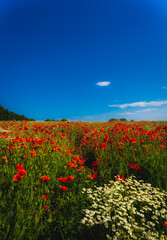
[128,162,141,170]
[68,162,78,168]
[3,156,8,163]
[133,165,141,170]
[100,143,107,149]
[88,174,98,179]
[52,145,61,151]
[81,176,167,239]
[7,145,15,150]
[42,195,49,200]
[13,174,23,181]
[145,150,149,155]
[30,150,37,157]
[40,176,50,183]
[115,175,126,182]
[68,176,74,181]
[92,174,98,179]
[57,177,64,182]
[1,133,9,139]
[60,186,68,191]
[164,222,167,228]
[92,161,98,167]
[130,139,137,144]
[15,164,24,171]
[44,205,49,210]
[18,169,27,176]
[88,174,94,179]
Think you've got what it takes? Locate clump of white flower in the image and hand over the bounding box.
[81,176,167,240]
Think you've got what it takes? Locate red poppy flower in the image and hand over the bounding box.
[92,174,98,179]
[42,195,49,200]
[133,165,141,170]
[57,177,63,182]
[40,176,50,183]
[128,162,141,171]
[13,174,23,181]
[44,205,49,210]
[30,150,37,157]
[67,176,74,181]
[62,177,68,183]
[88,174,94,179]
[3,156,8,163]
[60,186,68,191]
[88,174,98,179]
[116,175,126,182]
[52,145,61,151]
[164,222,167,228]
[8,145,15,150]
[68,162,78,168]
[1,133,9,139]
[15,164,24,171]
[18,169,27,176]
[100,143,107,149]
[130,139,137,144]
[92,161,98,167]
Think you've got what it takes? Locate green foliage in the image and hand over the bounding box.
[45,119,55,121]
[0,120,167,239]
[108,118,127,122]
[108,118,118,121]
[119,118,127,121]
[0,105,34,121]
[61,118,68,122]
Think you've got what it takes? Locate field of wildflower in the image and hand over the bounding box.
[0,120,167,240]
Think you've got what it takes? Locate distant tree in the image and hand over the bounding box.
[0,104,34,121]
[120,118,127,121]
[45,119,54,121]
[109,118,118,121]
[61,118,68,122]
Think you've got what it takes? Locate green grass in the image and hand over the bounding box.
[0,120,167,239]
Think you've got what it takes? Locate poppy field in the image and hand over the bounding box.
[0,120,167,240]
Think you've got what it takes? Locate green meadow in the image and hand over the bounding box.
[0,120,167,240]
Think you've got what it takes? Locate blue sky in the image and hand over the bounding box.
[0,0,167,121]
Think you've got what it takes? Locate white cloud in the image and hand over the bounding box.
[136,108,158,113]
[162,86,167,89]
[69,106,167,122]
[108,100,167,109]
[120,108,158,115]
[96,81,111,86]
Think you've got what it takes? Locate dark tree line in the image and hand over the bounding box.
[0,105,34,121]
[109,118,127,121]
